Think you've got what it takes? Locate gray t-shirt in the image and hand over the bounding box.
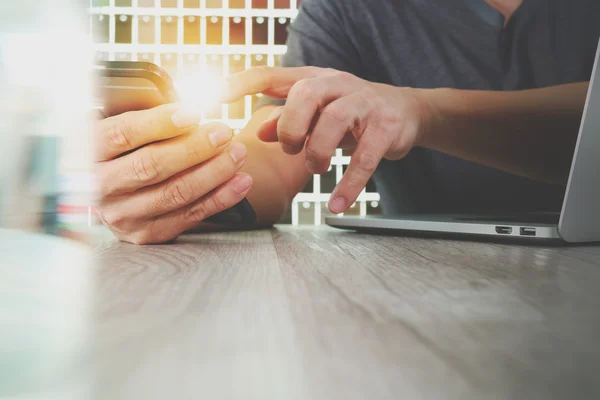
[258,0,600,215]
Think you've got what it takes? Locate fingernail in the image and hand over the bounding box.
[171,105,202,129]
[232,174,253,194]
[229,141,248,164]
[329,196,347,213]
[265,106,283,122]
[306,159,318,174]
[281,143,297,154]
[209,127,233,147]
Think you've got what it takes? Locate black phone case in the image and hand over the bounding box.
[96,61,257,226]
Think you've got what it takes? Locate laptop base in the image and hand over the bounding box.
[325,213,562,242]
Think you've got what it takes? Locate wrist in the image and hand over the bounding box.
[410,87,454,149]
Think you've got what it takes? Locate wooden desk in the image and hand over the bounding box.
[94,226,600,400]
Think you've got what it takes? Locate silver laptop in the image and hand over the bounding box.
[326,40,600,243]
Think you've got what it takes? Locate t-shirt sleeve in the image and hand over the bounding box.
[255,0,362,110]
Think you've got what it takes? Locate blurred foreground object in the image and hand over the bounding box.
[0,229,94,399]
[0,1,96,400]
[0,0,95,241]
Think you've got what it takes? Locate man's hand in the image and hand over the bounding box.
[224,67,431,214]
[95,104,253,244]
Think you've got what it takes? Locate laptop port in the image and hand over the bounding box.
[495,226,512,235]
[520,227,536,237]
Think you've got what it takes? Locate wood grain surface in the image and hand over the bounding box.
[94,226,600,400]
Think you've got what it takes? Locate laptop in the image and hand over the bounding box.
[326,39,600,243]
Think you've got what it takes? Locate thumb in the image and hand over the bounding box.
[257,106,283,142]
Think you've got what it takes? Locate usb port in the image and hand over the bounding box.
[520,227,536,237]
[495,226,512,235]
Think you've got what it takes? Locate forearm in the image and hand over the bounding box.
[417,82,589,185]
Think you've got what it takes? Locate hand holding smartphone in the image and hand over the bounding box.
[93,61,256,242]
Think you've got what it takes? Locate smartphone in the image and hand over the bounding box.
[93,61,256,226]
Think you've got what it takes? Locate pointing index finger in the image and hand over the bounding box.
[222,66,325,103]
[329,130,388,214]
